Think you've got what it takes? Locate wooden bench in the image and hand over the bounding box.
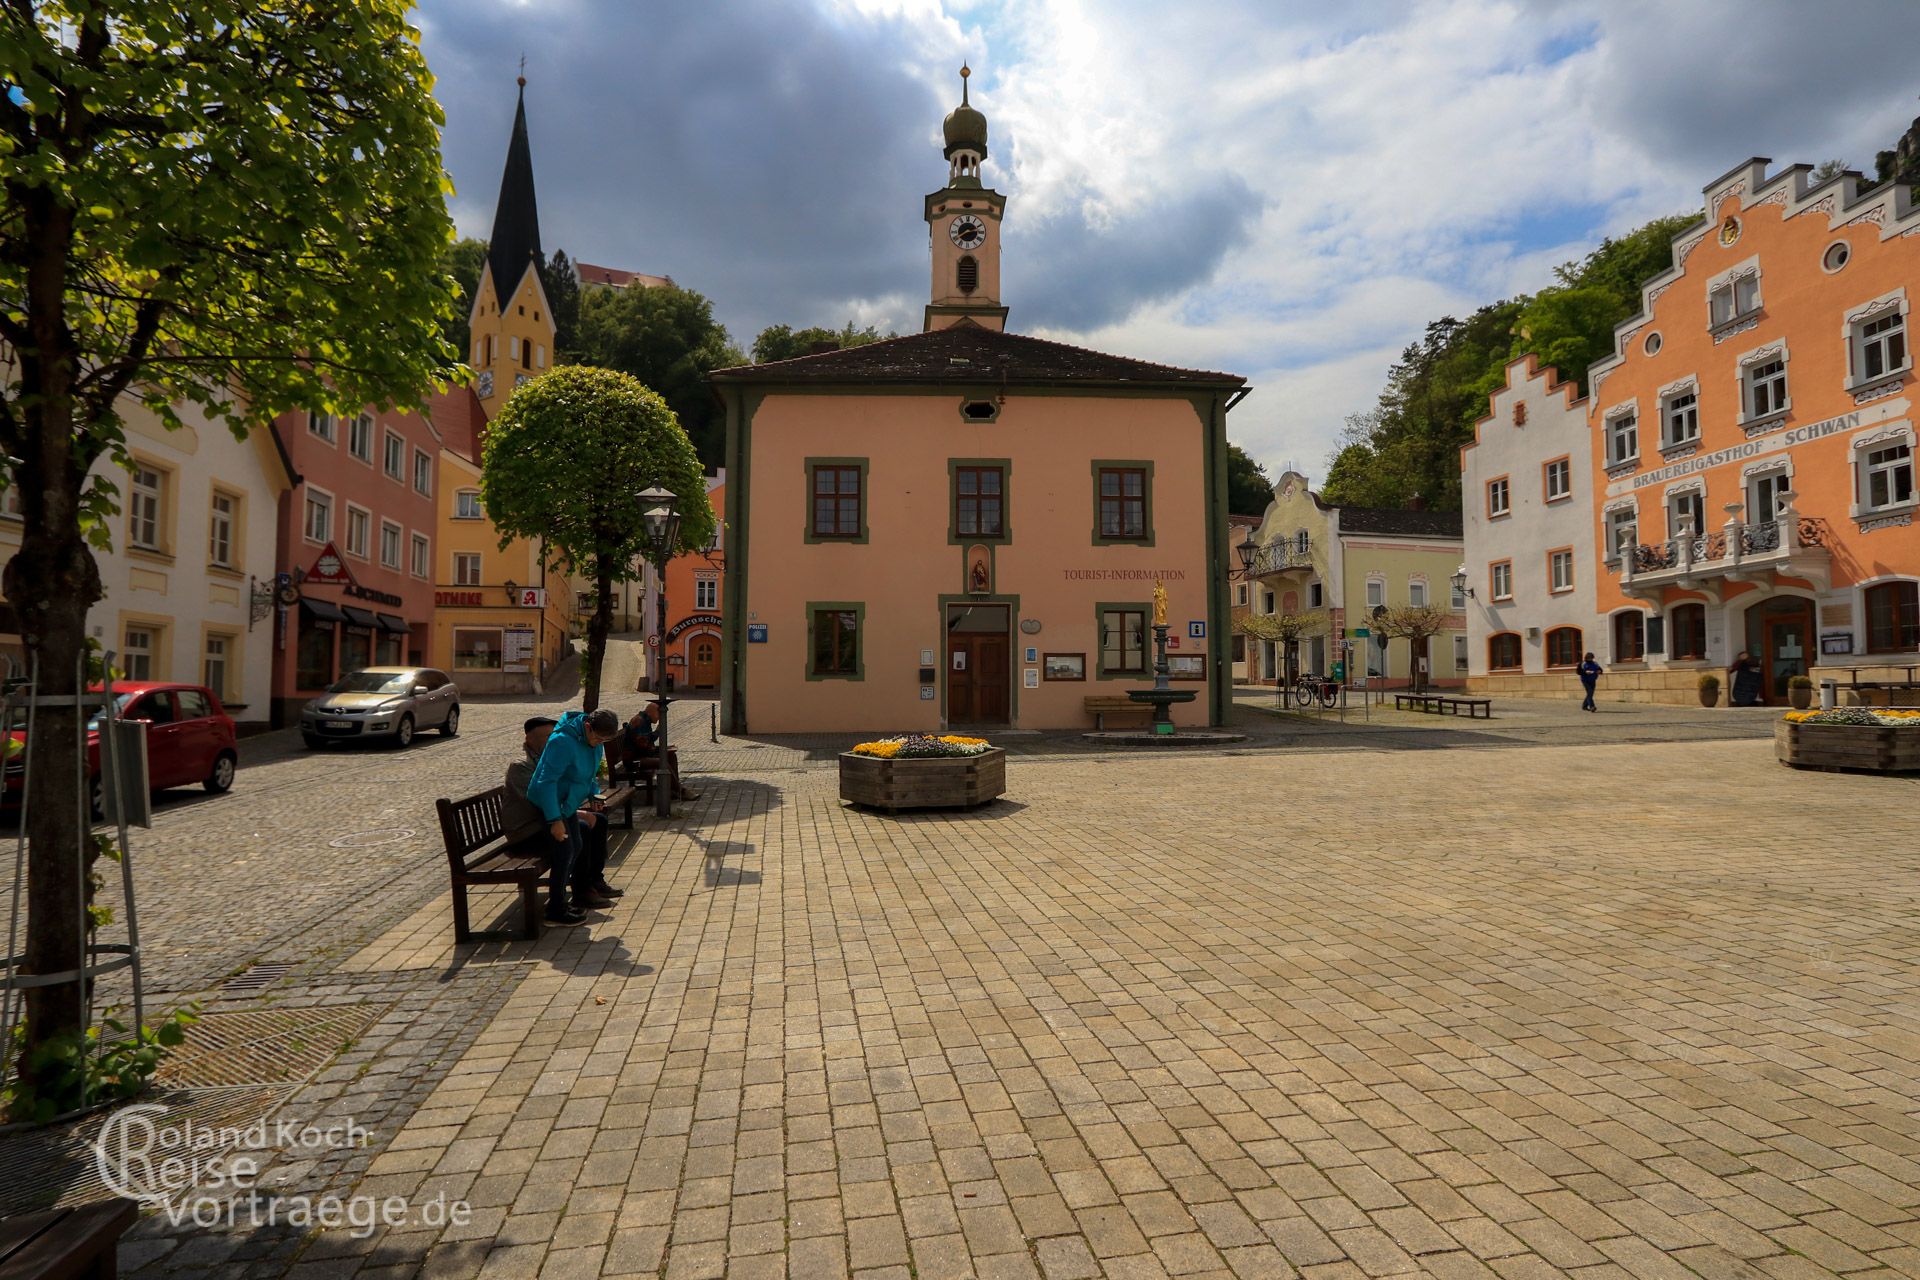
[0,1199,138,1280]
[1084,695,1154,730]
[1393,692,1493,719]
[437,787,548,942]
[602,734,660,813]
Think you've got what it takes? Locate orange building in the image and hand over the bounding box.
[1585,158,1917,704]
[654,476,725,693]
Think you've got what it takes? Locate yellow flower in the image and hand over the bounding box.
[939,735,987,746]
[851,740,903,758]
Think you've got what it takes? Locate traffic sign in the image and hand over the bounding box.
[646,635,660,649]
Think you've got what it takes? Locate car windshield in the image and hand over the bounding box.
[79,694,138,729]
[326,672,414,695]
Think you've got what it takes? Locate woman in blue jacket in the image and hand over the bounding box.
[1577,652,1603,712]
[526,708,621,921]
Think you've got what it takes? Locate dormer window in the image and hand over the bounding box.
[957,255,978,294]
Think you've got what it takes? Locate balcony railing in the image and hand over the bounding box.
[1250,540,1313,576]
[1620,503,1831,599]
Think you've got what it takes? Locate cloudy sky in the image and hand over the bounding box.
[416,0,1920,482]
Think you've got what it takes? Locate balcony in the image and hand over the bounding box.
[1620,503,1831,601]
[1250,539,1313,577]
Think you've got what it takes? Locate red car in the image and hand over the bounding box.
[4,682,239,812]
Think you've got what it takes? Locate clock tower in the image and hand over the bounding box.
[925,67,1008,333]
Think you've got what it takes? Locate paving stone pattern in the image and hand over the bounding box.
[105,695,1920,1280]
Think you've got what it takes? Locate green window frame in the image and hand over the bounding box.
[807,601,864,680]
[1092,460,1154,545]
[1094,602,1150,678]
[948,457,1011,543]
[805,457,869,544]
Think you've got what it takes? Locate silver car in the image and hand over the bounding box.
[300,667,459,749]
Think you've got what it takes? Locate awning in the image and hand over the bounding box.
[376,613,412,635]
[300,598,346,624]
[340,605,378,630]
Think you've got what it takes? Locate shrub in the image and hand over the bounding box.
[1697,673,1720,691]
[1789,675,1814,689]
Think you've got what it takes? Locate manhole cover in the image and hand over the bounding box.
[328,828,416,849]
[221,962,293,993]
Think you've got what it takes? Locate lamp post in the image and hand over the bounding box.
[639,486,682,817]
[1235,528,1258,577]
[1450,566,1471,602]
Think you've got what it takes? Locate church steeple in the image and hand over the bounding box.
[925,67,1008,333]
[486,76,543,310]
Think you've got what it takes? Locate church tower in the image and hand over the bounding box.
[468,76,558,406]
[924,67,1008,332]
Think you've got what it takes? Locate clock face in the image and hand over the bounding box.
[474,370,495,399]
[949,214,988,249]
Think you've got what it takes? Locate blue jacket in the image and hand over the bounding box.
[525,711,603,824]
[1578,660,1603,685]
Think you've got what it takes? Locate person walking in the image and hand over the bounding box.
[1729,651,1764,707]
[1577,651,1603,712]
[523,707,622,923]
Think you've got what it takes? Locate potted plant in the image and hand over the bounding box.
[839,734,1006,813]
[1777,707,1920,772]
[1696,672,1720,708]
[1788,674,1814,710]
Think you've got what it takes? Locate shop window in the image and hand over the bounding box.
[296,615,334,689]
[1098,606,1149,677]
[341,625,373,674]
[1488,633,1522,671]
[1545,627,1581,669]
[1866,581,1920,653]
[453,628,503,670]
[809,605,862,679]
[1094,465,1151,543]
[1671,603,1707,660]
[1612,610,1646,662]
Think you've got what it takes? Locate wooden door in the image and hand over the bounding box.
[690,637,719,689]
[947,633,1011,724]
[1762,606,1811,704]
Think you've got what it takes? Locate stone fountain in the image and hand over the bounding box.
[1083,580,1245,747]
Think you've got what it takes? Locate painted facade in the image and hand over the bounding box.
[1461,356,1604,695]
[1245,474,1339,683]
[1226,513,1259,681]
[268,404,440,725]
[1586,158,1920,705]
[711,75,1244,735]
[655,477,726,694]
[0,399,295,728]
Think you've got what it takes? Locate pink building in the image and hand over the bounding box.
[268,406,442,724]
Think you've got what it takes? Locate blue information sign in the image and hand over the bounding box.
[747,624,768,643]
[1188,621,1206,639]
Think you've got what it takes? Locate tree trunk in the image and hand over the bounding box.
[582,559,614,712]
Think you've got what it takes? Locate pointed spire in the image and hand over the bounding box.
[487,74,543,310]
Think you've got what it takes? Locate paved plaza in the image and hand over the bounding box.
[7,670,1917,1279]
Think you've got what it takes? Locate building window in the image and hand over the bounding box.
[954,465,1005,539]
[1545,627,1581,669]
[1857,310,1908,383]
[1671,603,1707,660]
[344,504,371,559]
[1098,606,1149,676]
[1613,610,1645,662]
[453,552,482,586]
[1662,389,1699,447]
[413,449,433,497]
[1513,401,1527,426]
[1604,507,1637,562]
[1548,549,1573,594]
[455,490,483,520]
[1745,358,1788,420]
[122,626,155,681]
[1486,476,1510,518]
[308,412,336,444]
[203,633,230,698]
[1861,443,1914,512]
[348,414,373,463]
[1488,633,1522,671]
[957,255,978,294]
[1235,583,1247,606]
[1448,578,1464,610]
[809,605,862,679]
[810,462,865,540]
[1489,561,1512,602]
[1866,581,1920,653]
[1710,273,1760,327]
[208,491,236,568]
[410,532,430,578]
[1544,457,1571,502]
[1095,466,1150,542]
[1749,469,1789,523]
[1308,581,1324,609]
[453,627,503,671]
[379,520,402,570]
[1453,634,1468,671]
[303,489,332,544]
[1668,489,1705,538]
[695,578,718,610]
[1408,580,1427,607]
[1294,528,1309,555]
[1365,579,1385,609]
[1261,591,1274,613]
[128,465,163,551]
[383,430,405,481]
[1607,412,1638,467]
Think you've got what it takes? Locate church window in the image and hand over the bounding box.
[957,255,978,294]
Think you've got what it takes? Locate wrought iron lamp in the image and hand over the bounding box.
[1235,528,1258,577]
[639,486,682,818]
[1450,566,1473,601]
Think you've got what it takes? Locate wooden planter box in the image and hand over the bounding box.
[1776,721,1920,773]
[839,748,1006,812]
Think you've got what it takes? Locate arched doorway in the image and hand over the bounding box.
[686,632,720,690]
[1742,595,1814,704]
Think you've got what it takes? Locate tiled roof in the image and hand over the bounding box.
[575,261,675,289]
[1336,507,1462,539]
[709,324,1244,388]
[430,386,490,465]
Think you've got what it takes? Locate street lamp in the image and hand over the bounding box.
[639,486,681,817]
[1450,566,1472,601]
[1235,528,1258,577]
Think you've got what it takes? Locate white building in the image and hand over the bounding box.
[1461,355,1604,694]
[0,399,295,728]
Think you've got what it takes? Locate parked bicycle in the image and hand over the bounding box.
[1290,673,1343,709]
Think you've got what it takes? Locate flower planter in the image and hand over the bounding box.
[1776,720,1920,773]
[1788,685,1813,710]
[839,748,1006,812]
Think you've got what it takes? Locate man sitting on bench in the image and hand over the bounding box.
[623,702,701,802]
[503,712,622,925]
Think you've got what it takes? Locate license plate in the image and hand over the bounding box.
[326,720,352,729]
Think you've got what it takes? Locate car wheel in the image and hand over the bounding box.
[441,704,460,737]
[302,733,325,750]
[89,776,104,821]
[393,714,415,748]
[205,751,237,794]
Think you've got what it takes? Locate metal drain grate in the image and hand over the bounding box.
[220,962,293,993]
[158,1005,383,1089]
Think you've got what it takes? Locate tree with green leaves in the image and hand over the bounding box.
[1372,605,1454,692]
[575,283,743,468]
[1225,444,1273,516]
[0,1,458,1116]
[439,236,490,360]
[540,248,583,361]
[1233,611,1325,685]
[751,321,891,363]
[480,367,714,712]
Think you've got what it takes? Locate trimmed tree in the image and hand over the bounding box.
[0,3,457,1116]
[1373,605,1455,692]
[1234,612,1326,685]
[480,367,714,711]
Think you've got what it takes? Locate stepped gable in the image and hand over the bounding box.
[710,324,1244,388]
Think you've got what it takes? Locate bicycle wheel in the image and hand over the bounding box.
[1318,682,1340,709]
[1290,679,1314,708]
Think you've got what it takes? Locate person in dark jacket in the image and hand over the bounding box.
[1729,651,1764,706]
[1577,652,1603,712]
[622,702,700,802]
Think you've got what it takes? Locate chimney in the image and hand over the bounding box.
[1407,492,1426,512]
